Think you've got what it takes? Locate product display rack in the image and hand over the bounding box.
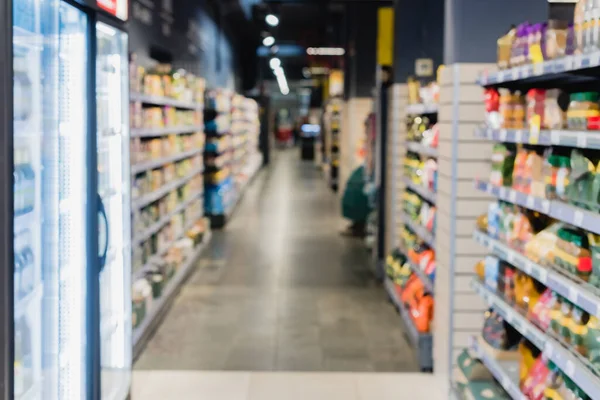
[133,230,212,359]
[322,99,342,191]
[468,336,525,400]
[384,88,439,372]
[453,12,600,396]
[129,61,210,357]
[204,90,263,228]
[384,278,433,371]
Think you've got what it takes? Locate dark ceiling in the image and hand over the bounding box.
[216,0,391,90]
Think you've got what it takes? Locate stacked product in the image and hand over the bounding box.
[129,58,209,353]
[204,89,237,227]
[230,95,262,192]
[456,5,600,397]
[323,99,342,191]
[406,76,440,113]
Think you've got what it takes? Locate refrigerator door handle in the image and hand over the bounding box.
[98,193,109,271]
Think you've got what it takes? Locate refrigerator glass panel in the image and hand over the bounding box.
[13,0,89,399]
[57,3,89,399]
[13,0,58,398]
[96,22,132,400]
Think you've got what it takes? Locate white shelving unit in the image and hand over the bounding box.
[131,125,204,138]
[131,148,201,175]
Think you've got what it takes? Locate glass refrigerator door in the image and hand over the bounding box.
[13,0,90,399]
[96,22,132,400]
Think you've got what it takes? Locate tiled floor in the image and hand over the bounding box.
[135,150,419,373]
[131,371,446,400]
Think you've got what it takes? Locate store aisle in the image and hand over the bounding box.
[135,150,419,372]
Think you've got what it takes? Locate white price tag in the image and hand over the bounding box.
[524,261,533,275]
[515,130,523,143]
[564,56,574,71]
[565,360,575,376]
[504,310,514,323]
[533,63,544,76]
[499,129,508,142]
[568,286,579,303]
[538,267,548,283]
[499,187,507,199]
[574,55,583,69]
[577,132,587,148]
[550,130,561,145]
[542,200,551,214]
[507,251,515,264]
[502,376,511,389]
[526,196,535,209]
[544,341,554,358]
[509,190,517,203]
[574,210,584,226]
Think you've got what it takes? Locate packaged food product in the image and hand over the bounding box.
[529,289,556,330]
[498,26,516,69]
[519,340,540,386]
[543,89,565,130]
[570,305,591,355]
[501,263,516,303]
[545,153,571,200]
[567,92,600,130]
[575,0,586,53]
[521,355,550,400]
[491,143,516,187]
[559,299,574,343]
[484,256,501,292]
[485,88,501,129]
[550,295,564,336]
[584,316,600,369]
[482,309,521,350]
[546,20,569,59]
[552,226,593,281]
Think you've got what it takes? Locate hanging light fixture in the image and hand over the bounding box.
[266,14,279,27]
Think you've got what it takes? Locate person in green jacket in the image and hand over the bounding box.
[341,165,371,237]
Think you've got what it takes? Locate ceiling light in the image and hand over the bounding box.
[306,47,345,56]
[269,58,281,69]
[263,36,275,46]
[266,14,279,27]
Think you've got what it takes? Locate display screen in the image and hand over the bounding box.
[97,0,128,21]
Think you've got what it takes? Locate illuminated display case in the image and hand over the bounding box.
[3,0,131,399]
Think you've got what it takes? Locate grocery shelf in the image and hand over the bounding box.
[478,52,600,86]
[130,92,201,110]
[399,247,435,294]
[400,212,436,249]
[405,141,439,158]
[474,126,600,150]
[471,278,600,397]
[474,179,600,235]
[406,103,438,115]
[404,176,436,204]
[131,149,200,175]
[131,166,203,211]
[134,216,201,281]
[384,278,433,371]
[473,230,600,320]
[133,191,203,245]
[133,231,211,360]
[469,336,525,400]
[130,125,204,138]
[474,180,550,214]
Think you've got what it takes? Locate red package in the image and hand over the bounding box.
[521,355,550,400]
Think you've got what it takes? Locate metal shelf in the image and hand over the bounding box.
[133,231,211,359]
[405,141,439,158]
[478,52,600,86]
[406,103,438,115]
[404,176,436,204]
[474,180,600,235]
[469,336,526,400]
[400,212,436,249]
[133,191,203,245]
[131,149,200,175]
[473,230,600,320]
[471,279,600,398]
[475,126,600,150]
[131,167,203,211]
[384,278,433,371]
[130,125,204,138]
[130,92,201,110]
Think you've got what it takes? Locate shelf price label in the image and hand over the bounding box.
[574,210,584,226]
[526,195,535,209]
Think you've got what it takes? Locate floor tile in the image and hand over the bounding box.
[247,372,359,400]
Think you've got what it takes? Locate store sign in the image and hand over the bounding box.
[98,0,128,21]
[415,58,433,77]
